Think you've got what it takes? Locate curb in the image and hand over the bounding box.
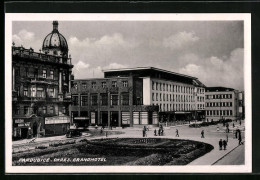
[211,142,244,165]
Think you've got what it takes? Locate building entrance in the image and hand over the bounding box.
[101,112,108,126]
[21,128,28,139]
[111,112,119,127]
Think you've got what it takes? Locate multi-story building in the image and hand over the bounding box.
[12,21,74,139]
[205,87,243,122]
[69,67,206,128]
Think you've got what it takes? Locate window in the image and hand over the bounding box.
[121,93,129,105]
[91,82,96,88]
[74,84,78,90]
[111,94,119,106]
[72,95,79,105]
[91,94,98,106]
[102,82,106,88]
[230,110,233,116]
[63,72,66,81]
[49,88,54,98]
[81,95,88,106]
[50,70,54,79]
[23,87,28,97]
[152,81,155,90]
[31,86,36,97]
[100,93,108,106]
[163,94,165,101]
[43,69,47,78]
[15,106,20,115]
[43,106,47,114]
[112,81,117,87]
[163,84,165,91]
[24,106,29,115]
[156,83,158,90]
[123,81,128,87]
[50,106,54,114]
[156,93,158,101]
[152,93,154,101]
[62,107,66,114]
[37,87,44,98]
[82,83,87,89]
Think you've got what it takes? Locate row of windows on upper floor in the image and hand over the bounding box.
[14,105,67,116]
[152,93,205,102]
[14,67,68,81]
[206,94,233,99]
[152,103,205,112]
[72,93,130,106]
[206,110,233,116]
[73,81,128,90]
[152,81,205,94]
[206,102,233,107]
[16,86,57,98]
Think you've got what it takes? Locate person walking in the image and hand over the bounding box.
[154,129,157,136]
[223,140,227,150]
[239,120,242,126]
[219,139,223,150]
[201,130,205,138]
[238,130,242,145]
[233,123,235,128]
[142,129,145,137]
[176,129,179,137]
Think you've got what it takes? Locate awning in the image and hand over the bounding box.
[74,117,89,120]
[175,112,192,114]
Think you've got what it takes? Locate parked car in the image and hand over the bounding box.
[200,122,209,127]
[66,129,82,138]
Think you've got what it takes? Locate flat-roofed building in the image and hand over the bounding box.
[205,87,243,122]
[70,67,206,127]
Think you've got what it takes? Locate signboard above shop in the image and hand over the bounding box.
[45,116,70,124]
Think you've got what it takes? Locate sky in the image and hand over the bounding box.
[12,21,244,90]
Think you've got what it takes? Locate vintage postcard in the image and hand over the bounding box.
[5,13,252,173]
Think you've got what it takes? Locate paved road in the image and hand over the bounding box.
[214,143,245,165]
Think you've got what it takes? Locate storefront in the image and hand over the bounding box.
[44,115,70,136]
[73,116,90,129]
[13,115,44,140]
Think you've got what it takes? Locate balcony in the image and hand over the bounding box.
[12,46,73,66]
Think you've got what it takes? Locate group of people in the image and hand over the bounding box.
[154,125,164,136]
[219,139,228,150]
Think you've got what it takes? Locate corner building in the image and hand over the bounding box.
[70,67,206,127]
[205,87,244,122]
[12,21,74,139]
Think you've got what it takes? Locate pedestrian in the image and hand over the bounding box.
[238,130,242,145]
[100,128,103,135]
[217,126,220,131]
[233,123,235,128]
[176,129,179,137]
[226,133,229,142]
[154,129,157,136]
[219,139,223,150]
[158,129,161,136]
[106,131,108,137]
[95,124,98,130]
[223,140,227,150]
[239,120,242,126]
[161,129,164,136]
[142,129,145,137]
[201,130,205,138]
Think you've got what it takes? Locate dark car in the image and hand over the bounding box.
[66,129,82,138]
[189,123,201,128]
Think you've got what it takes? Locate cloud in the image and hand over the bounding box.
[179,48,244,90]
[12,29,41,51]
[163,31,199,50]
[73,62,127,79]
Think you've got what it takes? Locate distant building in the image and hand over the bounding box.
[12,21,73,139]
[205,87,244,122]
[69,67,206,127]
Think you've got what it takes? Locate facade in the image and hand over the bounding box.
[205,87,243,122]
[69,67,206,128]
[12,21,74,139]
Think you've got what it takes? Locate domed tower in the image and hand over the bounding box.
[42,21,68,57]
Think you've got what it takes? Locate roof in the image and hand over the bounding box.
[206,86,235,92]
[103,66,197,79]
